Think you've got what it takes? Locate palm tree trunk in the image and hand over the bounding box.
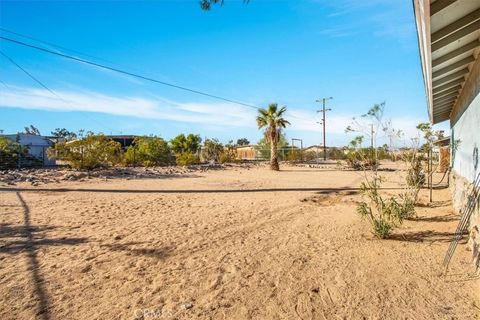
[270,137,279,171]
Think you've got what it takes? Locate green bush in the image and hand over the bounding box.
[329,148,347,160]
[176,152,200,166]
[405,153,426,187]
[202,139,223,163]
[286,149,303,163]
[356,177,415,239]
[123,136,172,167]
[49,134,121,170]
[346,148,378,170]
[170,133,202,154]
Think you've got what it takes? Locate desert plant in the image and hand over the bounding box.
[51,128,77,141]
[347,103,415,237]
[123,136,172,167]
[236,138,250,146]
[219,141,238,164]
[49,134,121,170]
[286,149,302,164]
[22,125,41,135]
[0,136,28,169]
[170,133,202,155]
[345,136,378,170]
[202,138,224,163]
[176,152,200,166]
[256,103,290,171]
[357,176,413,238]
[405,152,426,187]
[328,147,347,160]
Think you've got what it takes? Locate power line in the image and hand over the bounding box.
[0,27,109,63]
[0,50,115,132]
[0,36,260,110]
[0,50,60,98]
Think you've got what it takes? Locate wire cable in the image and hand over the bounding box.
[0,27,109,63]
[0,50,115,132]
[0,36,260,110]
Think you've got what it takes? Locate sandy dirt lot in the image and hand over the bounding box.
[0,165,479,319]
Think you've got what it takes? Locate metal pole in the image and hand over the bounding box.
[322,99,327,161]
[429,147,433,202]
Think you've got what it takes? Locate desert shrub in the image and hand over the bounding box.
[286,149,303,163]
[123,136,172,167]
[202,139,223,163]
[176,152,200,166]
[50,134,121,170]
[346,148,378,170]
[170,133,202,154]
[357,175,417,238]
[329,148,347,160]
[406,158,425,187]
[219,141,238,164]
[303,151,317,162]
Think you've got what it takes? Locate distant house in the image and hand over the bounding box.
[303,145,332,154]
[413,0,480,267]
[234,145,258,160]
[1,134,55,166]
[106,135,136,149]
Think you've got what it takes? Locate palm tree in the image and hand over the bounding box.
[256,103,290,171]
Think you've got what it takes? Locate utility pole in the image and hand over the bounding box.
[316,97,333,161]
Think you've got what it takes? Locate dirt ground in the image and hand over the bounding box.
[0,164,479,320]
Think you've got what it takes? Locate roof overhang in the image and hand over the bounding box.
[413,0,480,124]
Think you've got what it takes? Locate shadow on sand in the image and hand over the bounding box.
[389,230,467,244]
[100,241,174,259]
[1,193,88,320]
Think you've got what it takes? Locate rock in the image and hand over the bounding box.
[182,303,193,310]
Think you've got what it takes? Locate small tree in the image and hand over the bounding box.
[170,133,202,154]
[256,103,290,171]
[176,152,200,166]
[23,125,41,135]
[0,137,28,169]
[170,133,202,166]
[219,140,237,163]
[50,134,121,170]
[202,138,224,163]
[51,128,77,141]
[200,0,249,10]
[123,136,172,167]
[236,138,250,146]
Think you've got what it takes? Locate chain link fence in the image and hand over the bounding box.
[0,145,53,170]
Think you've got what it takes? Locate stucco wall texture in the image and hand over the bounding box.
[451,93,480,184]
[450,73,480,270]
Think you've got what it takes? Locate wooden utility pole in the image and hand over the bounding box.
[316,97,333,161]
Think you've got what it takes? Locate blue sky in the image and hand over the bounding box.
[0,0,447,146]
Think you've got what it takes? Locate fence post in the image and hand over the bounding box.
[133,148,136,168]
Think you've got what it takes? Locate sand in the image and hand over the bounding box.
[0,164,479,319]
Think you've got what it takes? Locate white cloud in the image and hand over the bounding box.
[0,84,445,146]
[0,84,257,127]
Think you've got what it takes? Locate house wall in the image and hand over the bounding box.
[449,56,480,269]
